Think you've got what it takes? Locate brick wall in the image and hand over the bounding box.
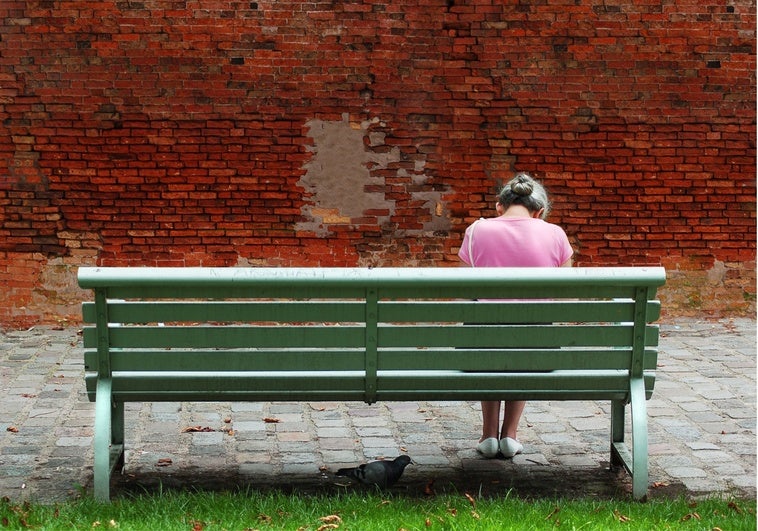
[1,0,755,327]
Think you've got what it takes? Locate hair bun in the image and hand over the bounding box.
[511,176,533,197]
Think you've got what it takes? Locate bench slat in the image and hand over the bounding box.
[78,266,666,289]
[82,301,366,324]
[87,284,645,301]
[82,299,661,325]
[84,349,367,372]
[83,323,659,350]
[83,370,654,402]
[83,325,366,349]
[378,300,661,323]
[378,324,659,348]
[83,347,658,373]
[376,348,658,371]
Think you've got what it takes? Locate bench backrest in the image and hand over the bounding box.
[79,266,665,404]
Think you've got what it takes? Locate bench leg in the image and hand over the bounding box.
[610,398,626,468]
[629,378,649,500]
[93,379,124,503]
[610,378,649,500]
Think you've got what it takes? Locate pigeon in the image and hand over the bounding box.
[335,455,412,488]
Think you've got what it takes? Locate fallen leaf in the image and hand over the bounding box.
[155,458,173,467]
[319,515,342,524]
[258,514,272,524]
[680,512,701,522]
[190,520,204,531]
[464,493,476,510]
[6,427,18,433]
[424,480,435,496]
[652,481,669,488]
[316,525,339,531]
[181,426,215,433]
[728,501,743,514]
[223,417,232,423]
[425,518,432,527]
[263,417,281,423]
[470,511,480,520]
[613,509,631,523]
[21,394,36,398]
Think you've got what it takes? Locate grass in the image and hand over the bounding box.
[1,490,755,530]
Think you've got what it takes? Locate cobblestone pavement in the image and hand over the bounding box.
[0,318,755,503]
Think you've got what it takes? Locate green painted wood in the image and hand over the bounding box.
[377,300,661,323]
[629,377,649,499]
[83,325,366,349]
[377,324,658,348]
[82,347,657,373]
[82,324,658,351]
[83,300,367,324]
[84,370,656,402]
[84,349,367,372]
[83,299,661,326]
[364,287,379,404]
[78,266,666,289]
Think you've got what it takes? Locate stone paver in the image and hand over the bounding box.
[0,318,754,503]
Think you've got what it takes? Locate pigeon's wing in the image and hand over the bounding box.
[360,461,390,487]
[382,458,409,487]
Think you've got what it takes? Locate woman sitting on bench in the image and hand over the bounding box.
[458,173,573,459]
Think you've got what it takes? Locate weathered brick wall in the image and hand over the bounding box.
[1,0,755,327]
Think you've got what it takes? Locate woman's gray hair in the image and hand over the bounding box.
[497,173,551,220]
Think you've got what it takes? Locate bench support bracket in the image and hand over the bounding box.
[610,377,648,500]
[94,378,125,503]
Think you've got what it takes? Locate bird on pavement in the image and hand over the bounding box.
[335,455,412,488]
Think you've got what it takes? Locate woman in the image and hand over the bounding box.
[458,173,573,458]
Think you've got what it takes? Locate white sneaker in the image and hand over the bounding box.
[476,437,499,458]
[500,437,523,458]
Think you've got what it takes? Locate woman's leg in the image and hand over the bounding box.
[480,400,501,441]
[477,400,502,457]
[500,400,526,440]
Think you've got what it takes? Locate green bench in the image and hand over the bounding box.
[78,266,665,501]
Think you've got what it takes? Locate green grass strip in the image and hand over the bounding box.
[1,490,755,530]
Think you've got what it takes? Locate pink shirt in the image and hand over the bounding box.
[459,217,573,267]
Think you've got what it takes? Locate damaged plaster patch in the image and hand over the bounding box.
[297,115,394,235]
[296,114,450,236]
